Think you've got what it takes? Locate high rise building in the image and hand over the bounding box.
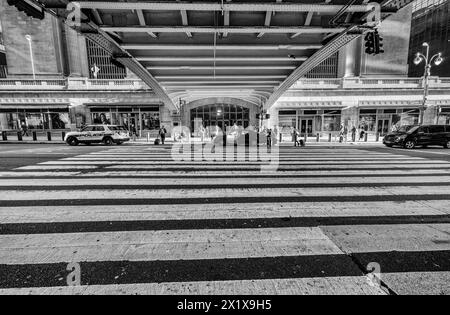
[409,0,450,77]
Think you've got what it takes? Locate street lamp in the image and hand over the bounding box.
[25,35,36,80]
[414,42,443,124]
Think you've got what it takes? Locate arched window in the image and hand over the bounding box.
[190,104,250,135]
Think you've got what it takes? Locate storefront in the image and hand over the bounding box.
[0,106,70,131]
[438,107,450,125]
[358,108,420,136]
[89,105,161,136]
[278,109,342,137]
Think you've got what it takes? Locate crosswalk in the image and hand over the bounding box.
[0,145,449,295]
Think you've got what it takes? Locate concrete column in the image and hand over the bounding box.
[69,104,89,130]
[64,26,89,77]
[341,100,359,129]
[268,106,279,130]
[0,113,9,130]
[338,38,362,78]
[160,106,174,136]
[423,106,438,125]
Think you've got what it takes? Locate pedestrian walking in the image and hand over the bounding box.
[266,129,272,147]
[351,126,357,142]
[21,122,29,137]
[159,125,167,145]
[293,128,301,147]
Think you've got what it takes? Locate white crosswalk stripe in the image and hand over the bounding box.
[0,145,449,295]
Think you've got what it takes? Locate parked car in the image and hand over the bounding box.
[65,125,130,146]
[383,125,450,149]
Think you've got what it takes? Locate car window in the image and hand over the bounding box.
[82,126,94,132]
[429,126,446,133]
[418,126,430,133]
[93,126,105,132]
[109,126,127,131]
[407,126,420,134]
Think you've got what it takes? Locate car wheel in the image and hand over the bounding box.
[404,140,416,149]
[444,140,450,149]
[103,137,114,146]
[385,144,393,148]
[116,142,123,145]
[67,137,79,146]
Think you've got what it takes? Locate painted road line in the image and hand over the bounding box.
[0,200,447,224]
[0,227,343,264]
[37,161,450,166]
[1,186,450,201]
[0,276,387,295]
[322,224,450,253]
[380,272,450,295]
[2,175,450,187]
[3,169,450,178]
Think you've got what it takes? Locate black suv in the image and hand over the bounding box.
[383,125,450,149]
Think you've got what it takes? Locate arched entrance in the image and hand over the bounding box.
[184,98,259,135]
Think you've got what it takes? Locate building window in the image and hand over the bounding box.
[0,109,70,131]
[0,53,7,78]
[190,104,250,135]
[86,38,127,79]
[90,106,161,134]
[305,53,339,79]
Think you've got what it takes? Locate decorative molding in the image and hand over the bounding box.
[275,101,343,108]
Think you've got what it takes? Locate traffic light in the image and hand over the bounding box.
[365,32,375,55]
[7,0,45,20]
[374,30,385,55]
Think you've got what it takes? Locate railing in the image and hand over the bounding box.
[290,77,450,90]
[2,77,450,92]
[0,78,151,91]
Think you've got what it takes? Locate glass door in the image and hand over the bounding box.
[377,119,390,136]
[299,118,314,136]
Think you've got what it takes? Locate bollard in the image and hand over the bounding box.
[304,134,307,143]
[376,132,380,142]
[17,131,23,141]
[47,131,52,142]
[364,132,368,142]
[352,133,356,142]
[147,132,150,143]
[62,132,66,141]
[1,131,7,141]
[328,133,332,142]
[32,131,37,141]
[279,133,282,143]
[316,133,320,142]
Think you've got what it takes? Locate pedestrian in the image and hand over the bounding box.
[339,124,345,143]
[21,121,29,137]
[266,128,272,147]
[293,128,301,147]
[159,125,167,145]
[199,125,206,142]
[351,126,357,142]
[360,128,365,141]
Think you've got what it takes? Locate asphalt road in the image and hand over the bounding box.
[0,142,449,295]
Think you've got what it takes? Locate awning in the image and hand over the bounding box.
[0,104,69,112]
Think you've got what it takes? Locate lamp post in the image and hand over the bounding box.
[25,35,36,80]
[414,42,443,125]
